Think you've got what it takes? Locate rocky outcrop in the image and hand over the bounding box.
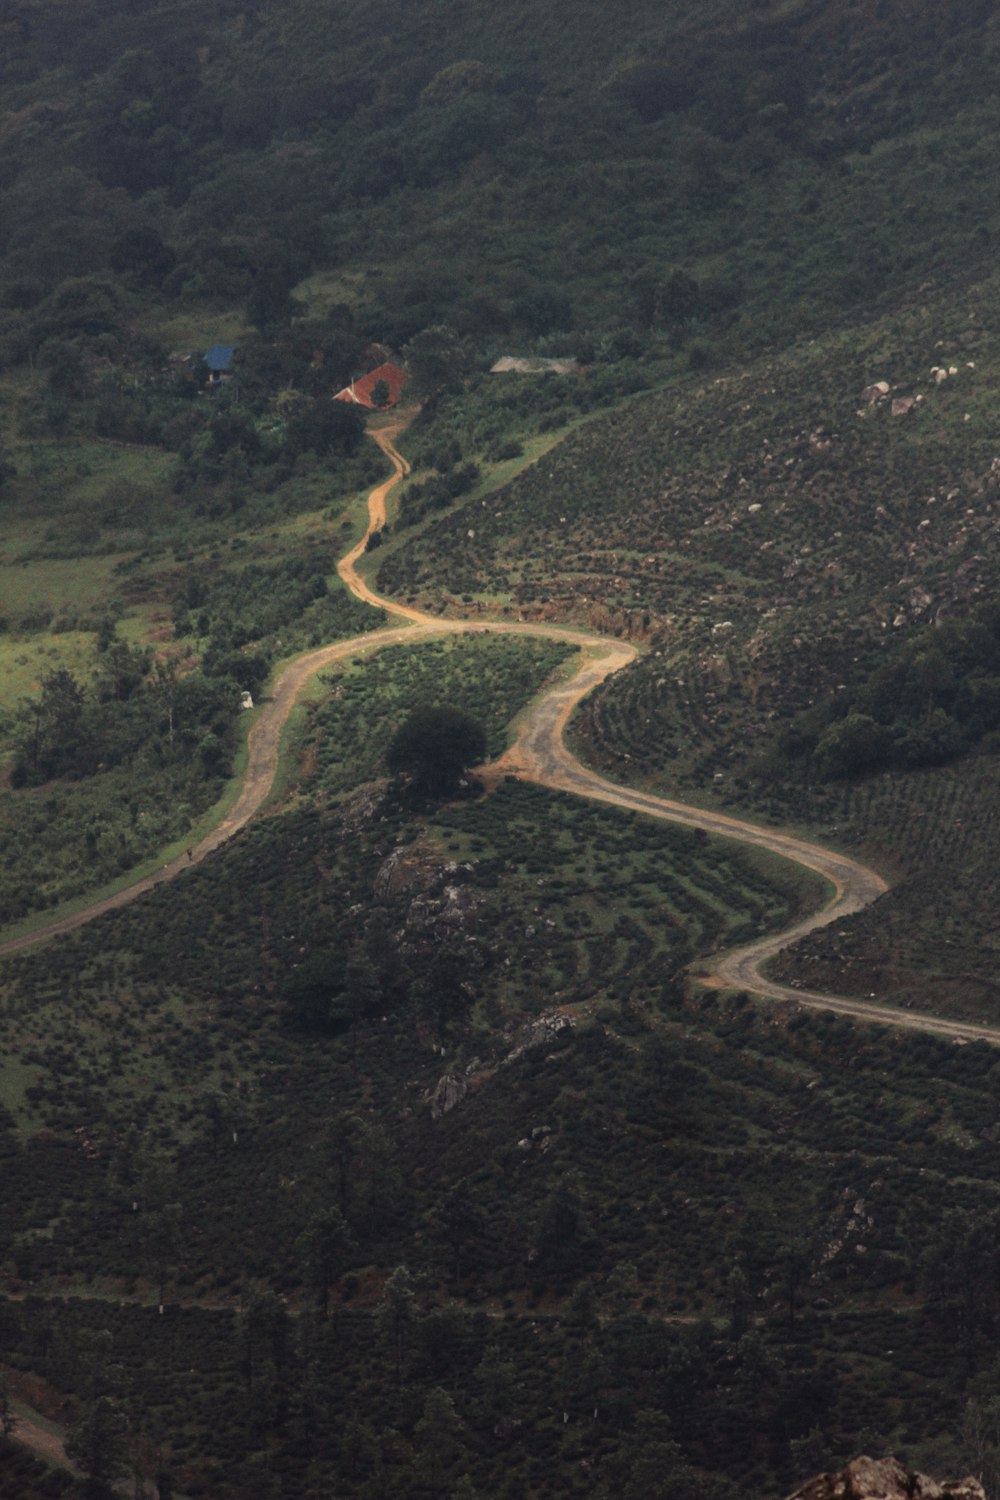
[373,847,434,899]
[785,1456,985,1500]
[373,851,482,940]
[503,1010,573,1064]
[406,879,480,933]
[428,1073,468,1119]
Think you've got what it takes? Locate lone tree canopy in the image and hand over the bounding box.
[387,703,487,795]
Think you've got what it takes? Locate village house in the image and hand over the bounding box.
[334,361,408,409]
[203,343,237,389]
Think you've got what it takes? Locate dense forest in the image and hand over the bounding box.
[4,1,1000,1498]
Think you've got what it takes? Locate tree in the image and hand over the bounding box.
[95,635,149,702]
[351,1122,407,1236]
[604,58,696,122]
[386,703,486,796]
[773,1238,812,1328]
[434,1178,482,1286]
[813,712,892,780]
[342,956,380,1031]
[326,1111,367,1216]
[962,1393,1000,1498]
[109,227,176,284]
[281,950,348,1032]
[420,59,501,106]
[533,1178,594,1277]
[244,245,298,333]
[376,1266,418,1385]
[726,1263,752,1339]
[13,666,88,783]
[237,1290,291,1390]
[401,324,470,398]
[133,1149,183,1310]
[473,1344,519,1431]
[595,1409,737,1500]
[33,276,128,342]
[284,397,365,458]
[297,1206,356,1315]
[415,1386,465,1489]
[66,1396,129,1499]
[370,378,391,409]
[150,656,181,747]
[0,1376,16,1443]
[145,1200,183,1311]
[410,945,473,1033]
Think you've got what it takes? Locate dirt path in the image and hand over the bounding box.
[11,1410,74,1470]
[11,1408,153,1496]
[10,1412,77,1472]
[2,415,994,1046]
[337,414,428,621]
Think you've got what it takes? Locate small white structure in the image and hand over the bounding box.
[239,691,254,711]
[490,356,579,375]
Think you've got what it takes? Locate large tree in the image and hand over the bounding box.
[386,702,486,795]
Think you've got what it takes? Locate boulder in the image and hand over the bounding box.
[784,1455,985,1500]
[429,1073,468,1120]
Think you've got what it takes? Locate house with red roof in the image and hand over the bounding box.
[334,362,408,409]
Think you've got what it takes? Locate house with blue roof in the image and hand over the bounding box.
[203,344,237,389]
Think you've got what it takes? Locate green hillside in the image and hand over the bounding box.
[4,2,1000,1498]
[377,270,1000,1019]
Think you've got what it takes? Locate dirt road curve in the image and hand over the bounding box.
[11,1414,77,1474]
[3,414,996,1046]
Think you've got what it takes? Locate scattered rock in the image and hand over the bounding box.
[891,396,916,417]
[784,1455,985,1500]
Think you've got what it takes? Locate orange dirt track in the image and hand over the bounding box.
[4,414,996,1047]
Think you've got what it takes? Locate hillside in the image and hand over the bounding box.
[4,2,1000,1499]
[375,267,1000,1020]
[2,0,1000,361]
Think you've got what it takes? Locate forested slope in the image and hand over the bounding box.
[2,0,999,362]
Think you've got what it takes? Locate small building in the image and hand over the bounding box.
[334,361,408,409]
[203,344,237,389]
[490,356,579,375]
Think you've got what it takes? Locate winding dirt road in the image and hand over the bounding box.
[3,413,996,1045]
